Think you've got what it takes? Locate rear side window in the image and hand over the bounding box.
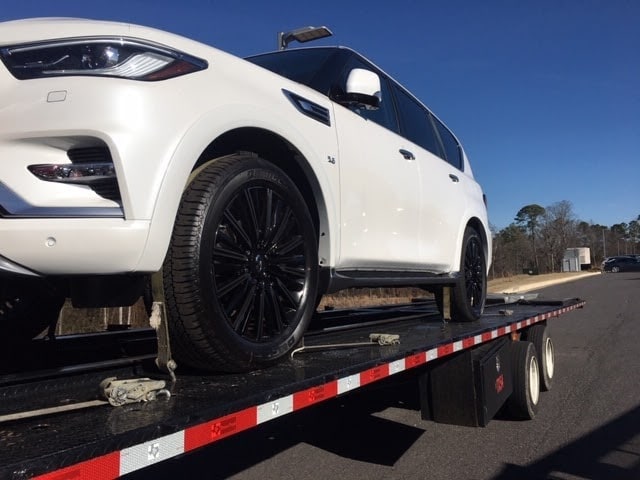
[433,117,462,170]
[392,85,441,157]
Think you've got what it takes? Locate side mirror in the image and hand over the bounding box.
[343,68,381,109]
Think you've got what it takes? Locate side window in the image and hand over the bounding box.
[336,57,399,133]
[392,85,442,157]
[433,116,462,170]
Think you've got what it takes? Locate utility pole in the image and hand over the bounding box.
[602,228,607,259]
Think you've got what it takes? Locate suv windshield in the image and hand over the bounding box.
[246,48,338,92]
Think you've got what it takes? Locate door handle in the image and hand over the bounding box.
[399,149,415,160]
[449,174,459,183]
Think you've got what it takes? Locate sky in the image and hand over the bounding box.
[2,1,638,230]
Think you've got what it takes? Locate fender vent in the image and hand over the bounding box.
[282,89,331,126]
[67,147,121,203]
[67,147,112,163]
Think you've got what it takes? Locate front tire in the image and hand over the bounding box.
[163,153,318,372]
[451,227,487,322]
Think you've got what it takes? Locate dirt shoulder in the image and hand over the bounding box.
[488,271,600,294]
[317,271,601,310]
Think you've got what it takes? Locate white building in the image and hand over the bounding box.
[563,247,591,271]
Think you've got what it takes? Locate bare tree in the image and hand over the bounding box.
[539,201,578,272]
[610,223,628,255]
[491,210,640,277]
[514,204,545,271]
[628,220,639,254]
[491,223,530,277]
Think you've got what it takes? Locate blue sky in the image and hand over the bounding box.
[2,1,638,230]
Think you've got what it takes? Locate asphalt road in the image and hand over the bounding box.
[127,272,640,480]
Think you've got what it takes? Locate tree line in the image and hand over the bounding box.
[490,201,640,277]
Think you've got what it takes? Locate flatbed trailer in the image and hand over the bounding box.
[0,297,585,479]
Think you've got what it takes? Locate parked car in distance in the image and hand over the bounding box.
[601,256,640,273]
[0,18,491,372]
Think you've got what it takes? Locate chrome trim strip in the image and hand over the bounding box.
[282,89,331,126]
[0,182,124,218]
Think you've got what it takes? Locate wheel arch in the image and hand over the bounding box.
[466,216,491,273]
[195,127,330,264]
[136,122,333,273]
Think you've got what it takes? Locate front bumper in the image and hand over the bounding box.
[0,217,150,275]
[0,62,201,275]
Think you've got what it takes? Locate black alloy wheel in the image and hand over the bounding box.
[213,180,309,342]
[452,227,486,322]
[163,153,318,372]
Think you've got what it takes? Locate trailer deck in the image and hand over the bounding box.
[0,297,585,479]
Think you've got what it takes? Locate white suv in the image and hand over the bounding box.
[0,18,491,371]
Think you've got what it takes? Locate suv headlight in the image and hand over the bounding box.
[0,37,207,81]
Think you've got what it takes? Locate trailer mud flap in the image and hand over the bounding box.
[420,337,513,427]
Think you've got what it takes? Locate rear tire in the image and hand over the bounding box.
[163,153,318,372]
[507,341,540,420]
[0,277,65,341]
[451,227,486,322]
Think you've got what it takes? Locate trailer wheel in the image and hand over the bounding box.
[163,154,318,372]
[522,324,554,391]
[0,278,65,342]
[507,341,540,420]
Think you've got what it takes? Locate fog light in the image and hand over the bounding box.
[28,163,115,185]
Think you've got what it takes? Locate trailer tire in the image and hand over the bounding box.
[522,324,554,391]
[507,341,540,420]
[163,154,318,372]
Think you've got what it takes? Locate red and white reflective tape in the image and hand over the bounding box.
[34,301,585,480]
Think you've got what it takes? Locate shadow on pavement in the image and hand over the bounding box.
[494,404,640,480]
[122,376,424,479]
[122,377,640,480]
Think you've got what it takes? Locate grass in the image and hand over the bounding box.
[52,272,590,335]
[54,298,150,335]
[54,287,430,335]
